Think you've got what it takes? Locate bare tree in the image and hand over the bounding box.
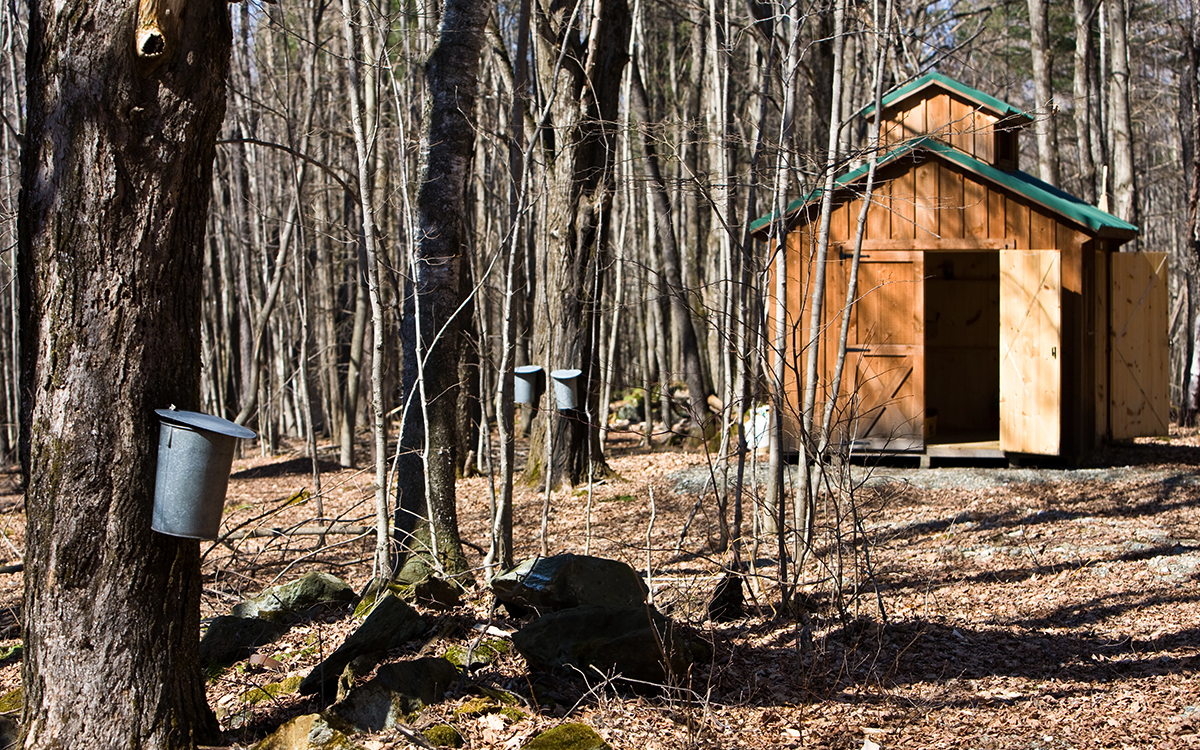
[19,0,230,744]
[394,0,492,579]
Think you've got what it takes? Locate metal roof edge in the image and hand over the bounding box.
[860,72,1033,124]
[749,137,1139,241]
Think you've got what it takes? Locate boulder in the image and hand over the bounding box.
[233,571,357,622]
[0,713,17,750]
[512,605,706,685]
[443,638,510,671]
[329,657,459,732]
[491,555,647,612]
[522,723,611,750]
[199,616,288,669]
[706,573,744,622]
[250,713,363,750]
[299,592,426,700]
[423,724,465,748]
[394,573,463,610]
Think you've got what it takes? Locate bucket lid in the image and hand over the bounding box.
[550,368,582,381]
[156,409,257,440]
[515,365,544,376]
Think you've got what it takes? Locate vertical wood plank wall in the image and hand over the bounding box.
[1000,250,1062,454]
[778,141,1157,459]
[882,92,1000,164]
[1110,252,1170,438]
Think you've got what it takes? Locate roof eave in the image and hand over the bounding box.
[750,139,1139,242]
[859,72,1034,127]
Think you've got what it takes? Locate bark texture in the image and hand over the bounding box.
[18,0,231,747]
[526,0,631,488]
[1028,0,1060,186]
[395,0,491,578]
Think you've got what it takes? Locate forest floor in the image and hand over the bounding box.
[0,425,1197,749]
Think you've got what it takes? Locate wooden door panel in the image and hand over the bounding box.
[847,346,923,450]
[1000,250,1061,454]
[1110,252,1169,438]
[837,252,925,450]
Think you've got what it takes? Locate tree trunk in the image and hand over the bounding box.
[1028,0,1060,187]
[629,58,711,423]
[1107,0,1137,224]
[395,0,491,579]
[1073,0,1098,203]
[525,0,631,488]
[1181,0,1200,425]
[18,0,230,746]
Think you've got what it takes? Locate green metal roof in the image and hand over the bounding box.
[859,71,1033,123]
[749,137,1139,240]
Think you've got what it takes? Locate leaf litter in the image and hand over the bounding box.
[0,428,1194,747]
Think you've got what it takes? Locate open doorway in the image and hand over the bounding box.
[923,251,1001,448]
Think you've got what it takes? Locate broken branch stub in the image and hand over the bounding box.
[135,0,187,64]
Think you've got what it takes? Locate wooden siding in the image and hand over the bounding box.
[1093,249,1109,441]
[777,146,1148,460]
[1000,250,1062,454]
[881,92,1001,163]
[1110,252,1169,438]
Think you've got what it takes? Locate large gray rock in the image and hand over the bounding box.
[299,592,426,700]
[199,616,289,668]
[512,605,706,685]
[491,555,648,612]
[233,571,357,622]
[329,657,459,732]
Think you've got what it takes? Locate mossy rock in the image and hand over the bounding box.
[330,657,459,733]
[513,605,708,684]
[423,724,464,748]
[601,494,637,503]
[470,685,521,706]
[0,687,20,713]
[453,693,526,722]
[250,712,364,750]
[522,723,611,750]
[242,674,303,705]
[393,575,462,610]
[443,638,511,670]
[234,571,357,622]
[491,554,648,612]
[299,592,426,700]
[453,696,498,719]
[199,615,289,669]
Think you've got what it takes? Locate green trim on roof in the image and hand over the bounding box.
[860,71,1031,122]
[925,139,1138,237]
[749,137,1138,239]
[748,145,908,235]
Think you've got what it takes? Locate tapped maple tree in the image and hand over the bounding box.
[18,0,231,745]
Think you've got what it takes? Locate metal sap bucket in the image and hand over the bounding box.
[513,365,545,406]
[550,369,582,411]
[152,409,256,540]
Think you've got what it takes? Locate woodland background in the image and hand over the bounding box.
[0,0,1196,511]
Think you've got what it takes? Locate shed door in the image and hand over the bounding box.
[1110,252,1169,438]
[1000,250,1061,454]
[845,251,925,451]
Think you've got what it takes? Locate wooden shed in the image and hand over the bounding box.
[752,73,1168,464]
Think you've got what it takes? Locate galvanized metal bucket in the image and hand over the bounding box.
[513,365,545,405]
[550,369,583,411]
[152,409,256,540]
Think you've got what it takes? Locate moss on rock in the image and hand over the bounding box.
[241,674,303,705]
[0,687,20,714]
[423,724,465,748]
[521,723,611,750]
